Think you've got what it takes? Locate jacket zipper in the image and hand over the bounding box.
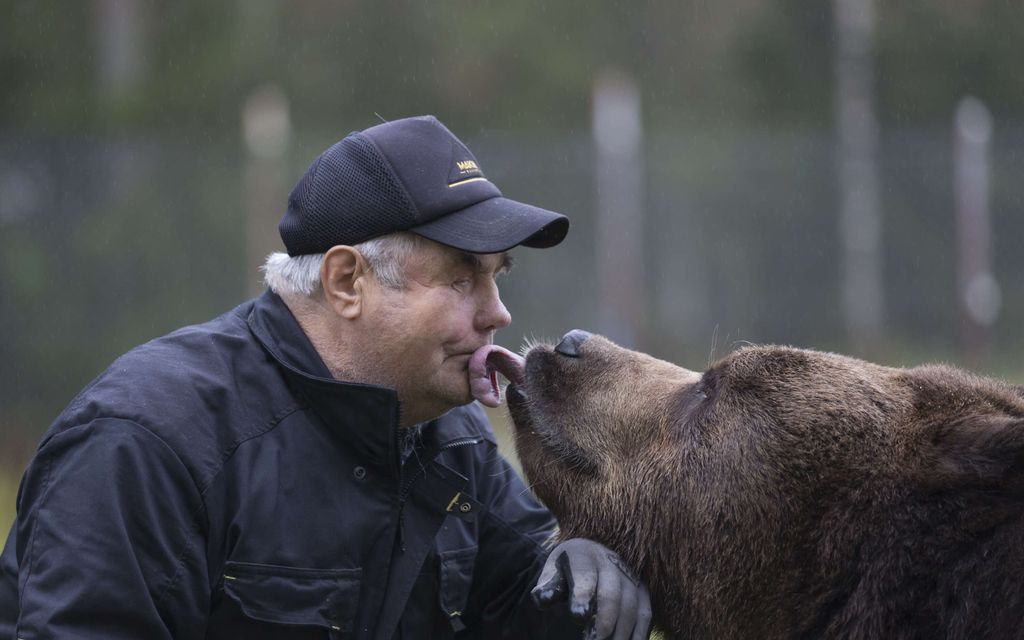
[397,436,483,552]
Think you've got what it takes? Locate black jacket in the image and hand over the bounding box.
[0,291,576,639]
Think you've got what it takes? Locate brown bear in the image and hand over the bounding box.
[494,330,1024,639]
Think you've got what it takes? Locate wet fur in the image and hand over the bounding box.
[508,336,1024,639]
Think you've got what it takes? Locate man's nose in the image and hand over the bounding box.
[486,297,512,331]
[478,284,512,332]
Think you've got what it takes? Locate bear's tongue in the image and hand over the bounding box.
[468,345,525,408]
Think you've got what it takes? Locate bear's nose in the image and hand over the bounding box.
[554,330,592,357]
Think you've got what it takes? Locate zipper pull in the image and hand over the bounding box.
[448,611,467,632]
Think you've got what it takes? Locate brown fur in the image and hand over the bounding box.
[507,335,1024,639]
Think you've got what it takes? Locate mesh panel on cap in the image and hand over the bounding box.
[283,133,417,255]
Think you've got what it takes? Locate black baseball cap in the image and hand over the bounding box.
[279,115,569,255]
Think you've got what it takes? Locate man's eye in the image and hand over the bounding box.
[451,278,472,291]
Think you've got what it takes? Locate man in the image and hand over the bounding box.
[0,116,651,639]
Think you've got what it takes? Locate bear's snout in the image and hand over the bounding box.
[554,329,593,357]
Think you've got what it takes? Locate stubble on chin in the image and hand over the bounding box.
[405,367,478,425]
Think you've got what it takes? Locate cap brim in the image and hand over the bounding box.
[409,196,569,253]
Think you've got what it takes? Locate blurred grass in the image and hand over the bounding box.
[0,469,16,535]
[484,406,523,473]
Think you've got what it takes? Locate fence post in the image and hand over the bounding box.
[242,85,291,296]
[954,96,998,368]
[593,69,645,348]
[96,0,145,99]
[834,0,884,354]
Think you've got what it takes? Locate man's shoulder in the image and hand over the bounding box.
[41,298,299,480]
[133,298,257,364]
[84,298,261,407]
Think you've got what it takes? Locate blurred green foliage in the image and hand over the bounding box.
[2,0,1024,495]
[0,472,14,536]
[5,0,1024,133]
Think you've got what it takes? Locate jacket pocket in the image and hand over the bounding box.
[221,560,362,634]
[437,545,478,631]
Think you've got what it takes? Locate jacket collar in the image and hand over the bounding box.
[245,291,484,468]
[247,290,401,469]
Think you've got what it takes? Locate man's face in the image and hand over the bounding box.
[359,238,513,425]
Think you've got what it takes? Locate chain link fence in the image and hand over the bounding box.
[3,124,1024,507]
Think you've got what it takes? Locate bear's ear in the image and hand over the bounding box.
[921,415,1024,490]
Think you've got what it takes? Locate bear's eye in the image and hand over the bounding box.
[700,369,722,397]
[671,379,715,433]
[678,379,710,414]
[692,378,709,399]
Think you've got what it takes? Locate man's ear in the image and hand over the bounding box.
[321,246,370,320]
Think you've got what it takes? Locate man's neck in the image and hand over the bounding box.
[280,293,361,382]
[280,292,446,429]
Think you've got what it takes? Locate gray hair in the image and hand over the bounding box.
[261,232,422,296]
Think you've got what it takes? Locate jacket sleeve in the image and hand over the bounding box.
[12,417,209,639]
[468,443,580,639]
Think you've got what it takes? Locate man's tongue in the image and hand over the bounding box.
[468,345,525,407]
